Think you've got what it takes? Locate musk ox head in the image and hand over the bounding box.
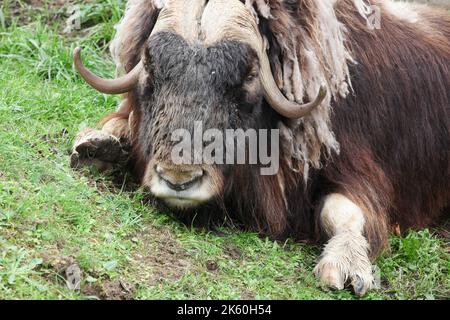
[73,0,326,210]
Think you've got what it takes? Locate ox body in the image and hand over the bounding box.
[70,0,450,296]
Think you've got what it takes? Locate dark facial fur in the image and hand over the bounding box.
[136,31,266,163]
[130,31,282,222]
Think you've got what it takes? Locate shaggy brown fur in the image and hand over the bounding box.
[98,0,449,259]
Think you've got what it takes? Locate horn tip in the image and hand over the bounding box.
[318,85,327,98]
[314,85,328,105]
[73,47,82,60]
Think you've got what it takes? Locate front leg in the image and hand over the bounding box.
[314,193,377,296]
[70,100,133,171]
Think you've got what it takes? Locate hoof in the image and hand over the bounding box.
[314,255,376,297]
[70,128,130,171]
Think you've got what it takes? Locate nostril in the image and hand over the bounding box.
[155,165,204,192]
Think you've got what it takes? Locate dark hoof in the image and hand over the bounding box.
[70,128,130,171]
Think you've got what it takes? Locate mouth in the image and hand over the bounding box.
[147,166,217,209]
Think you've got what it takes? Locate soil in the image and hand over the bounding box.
[37,221,194,299]
[223,244,243,260]
[127,225,193,286]
[13,0,66,12]
[82,280,136,300]
[38,247,137,299]
[7,0,68,25]
[38,248,77,274]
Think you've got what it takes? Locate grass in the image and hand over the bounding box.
[0,1,449,300]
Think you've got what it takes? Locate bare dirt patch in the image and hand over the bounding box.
[83,279,135,300]
[6,0,68,25]
[224,243,243,260]
[12,0,66,12]
[240,289,256,300]
[206,260,218,271]
[127,225,193,285]
[38,247,137,299]
[38,248,76,274]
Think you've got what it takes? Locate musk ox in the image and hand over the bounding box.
[70,0,450,296]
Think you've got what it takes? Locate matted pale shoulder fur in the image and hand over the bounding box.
[109,0,424,178]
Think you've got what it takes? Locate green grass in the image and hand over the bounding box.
[0,1,449,300]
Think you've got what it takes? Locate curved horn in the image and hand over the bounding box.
[201,0,327,119]
[259,52,327,118]
[74,47,143,94]
[74,0,208,95]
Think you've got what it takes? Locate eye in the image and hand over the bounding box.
[245,73,257,82]
[244,67,259,83]
[238,60,263,110]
